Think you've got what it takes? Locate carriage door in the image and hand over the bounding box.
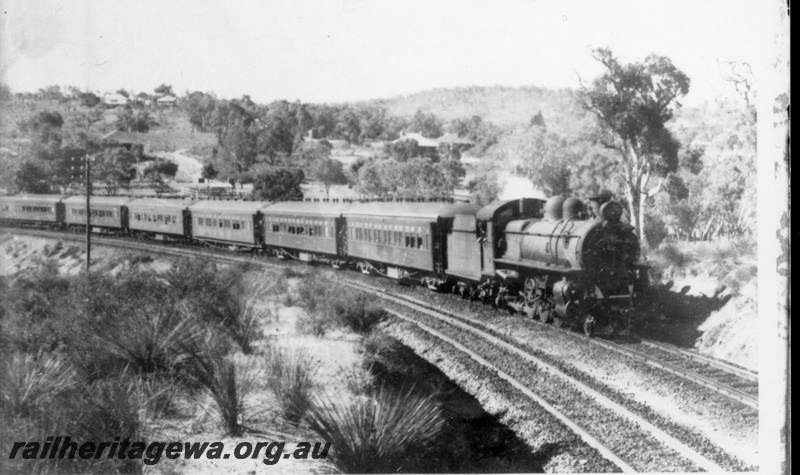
[481,221,495,275]
[336,217,347,256]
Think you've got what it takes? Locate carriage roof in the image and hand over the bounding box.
[189,200,271,213]
[344,201,480,220]
[262,201,352,218]
[63,196,134,206]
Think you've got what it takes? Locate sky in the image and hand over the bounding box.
[0,0,774,105]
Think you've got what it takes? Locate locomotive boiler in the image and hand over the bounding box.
[493,191,644,336]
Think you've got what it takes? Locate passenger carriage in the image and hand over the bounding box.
[343,200,480,285]
[0,195,66,226]
[261,200,351,264]
[189,200,269,249]
[63,196,132,233]
[127,198,195,240]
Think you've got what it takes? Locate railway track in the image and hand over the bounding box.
[345,279,746,471]
[344,272,760,411]
[597,338,759,409]
[637,338,758,381]
[6,229,753,470]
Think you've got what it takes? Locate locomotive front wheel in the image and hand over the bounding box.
[583,315,596,337]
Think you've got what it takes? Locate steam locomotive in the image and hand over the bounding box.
[0,191,646,336]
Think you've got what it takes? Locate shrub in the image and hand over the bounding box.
[165,260,264,353]
[649,241,695,281]
[305,386,446,473]
[340,363,376,397]
[81,308,203,381]
[294,276,385,335]
[294,275,329,316]
[182,337,258,436]
[295,310,330,337]
[265,348,319,423]
[1,353,76,417]
[703,242,740,279]
[331,294,386,334]
[2,377,145,474]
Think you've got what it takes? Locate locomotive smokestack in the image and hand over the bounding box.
[587,189,613,220]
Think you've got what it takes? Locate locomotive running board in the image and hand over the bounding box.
[493,259,581,273]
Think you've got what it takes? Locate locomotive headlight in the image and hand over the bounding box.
[600,201,622,223]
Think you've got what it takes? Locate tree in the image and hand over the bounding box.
[0,83,11,102]
[116,106,151,133]
[409,109,443,138]
[143,159,178,197]
[385,139,422,162]
[79,92,101,108]
[311,157,348,198]
[154,84,174,96]
[249,168,304,201]
[580,48,689,248]
[437,158,466,194]
[13,160,52,193]
[468,172,501,206]
[20,110,64,161]
[530,111,546,128]
[356,158,449,199]
[486,125,576,196]
[201,163,218,181]
[116,89,130,98]
[96,147,137,195]
[183,91,217,132]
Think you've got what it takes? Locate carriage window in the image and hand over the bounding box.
[309,227,314,236]
[273,224,280,233]
[417,236,424,249]
[233,221,241,230]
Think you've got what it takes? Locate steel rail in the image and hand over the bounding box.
[591,337,759,409]
[346,280,726,473]
[636,338,758,382]
[342,276,759,410]
[386,308,637,473]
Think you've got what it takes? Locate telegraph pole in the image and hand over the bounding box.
[73,154,93,271]
[85,154,92,271]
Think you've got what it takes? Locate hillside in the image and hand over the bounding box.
[359,85,587,130]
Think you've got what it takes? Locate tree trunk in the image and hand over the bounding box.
[637,192,648,251]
